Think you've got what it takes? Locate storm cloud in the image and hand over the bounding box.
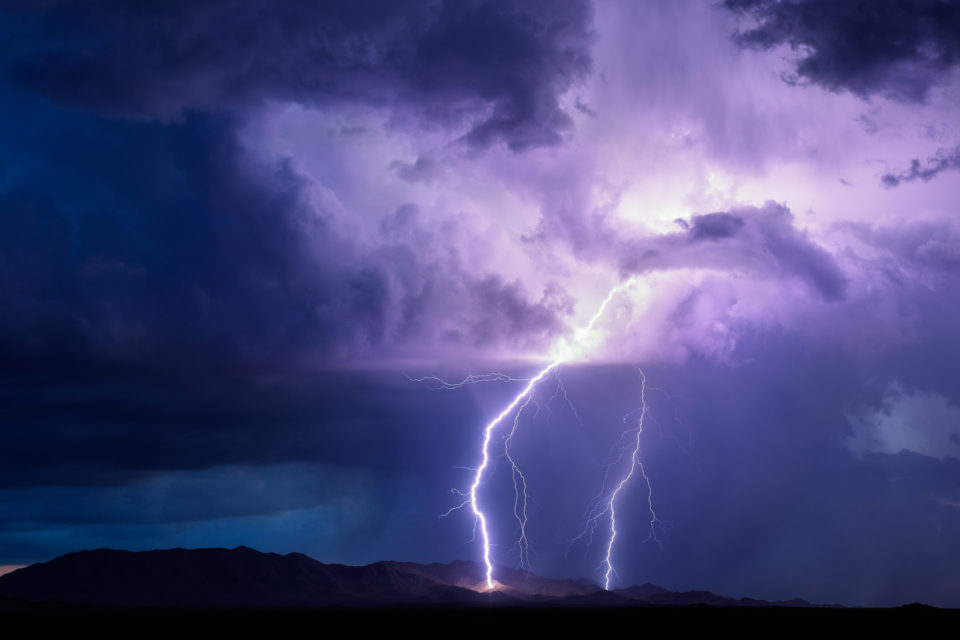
[6,0,593,151]
[619,203,848,301]
[1,0,960,609]
[725,0,960,101]
[531,198,848,302]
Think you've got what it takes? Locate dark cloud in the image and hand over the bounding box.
[881,144,960,186]
[665,204,848,301]
[532,199,848,301]
[687,212,745,240]
[0,72,575,495]
[5,0,594,151]
[643,204,848,301]
[0,0,582,508]
[725,0,960,102]
[0,109,571,380]
[0,465,362,527]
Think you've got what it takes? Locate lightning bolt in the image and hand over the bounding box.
[405,372,533,390]
[601,367,661,590]
[503,386,539,570]
[467,278,638,589]
[468,363,558,588]
[564,367,662,589]
[546,373,583,427]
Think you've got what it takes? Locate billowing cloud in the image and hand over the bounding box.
[724,0,960,102]
[0,111,575,379]
[531,199,848,301]
[6,0,593,151]
[619,203,848,301]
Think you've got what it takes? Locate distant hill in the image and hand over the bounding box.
[0,547,814,608]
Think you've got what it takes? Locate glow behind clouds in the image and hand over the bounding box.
[243,0,960,370]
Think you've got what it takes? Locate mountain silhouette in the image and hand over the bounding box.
[0,547,814,608]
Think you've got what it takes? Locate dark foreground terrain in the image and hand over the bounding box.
[0,546,818,607]
[1,547,955,637]
[2,605,957,639]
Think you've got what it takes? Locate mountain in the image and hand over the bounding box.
[0,547,814,608]
[0,547,486,607]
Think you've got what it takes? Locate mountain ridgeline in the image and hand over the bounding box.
[0,547,814,608]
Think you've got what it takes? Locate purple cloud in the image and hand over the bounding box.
[882,144,960,186]
[8,0,594,151]
[725,0,960,102]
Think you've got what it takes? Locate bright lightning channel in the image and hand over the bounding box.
[467,278,638,590]
[566,367,661,589]
[601,368,659,590]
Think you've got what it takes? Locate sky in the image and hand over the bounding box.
[1,0,960,608]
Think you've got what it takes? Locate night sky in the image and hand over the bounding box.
[2,0,960,608]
